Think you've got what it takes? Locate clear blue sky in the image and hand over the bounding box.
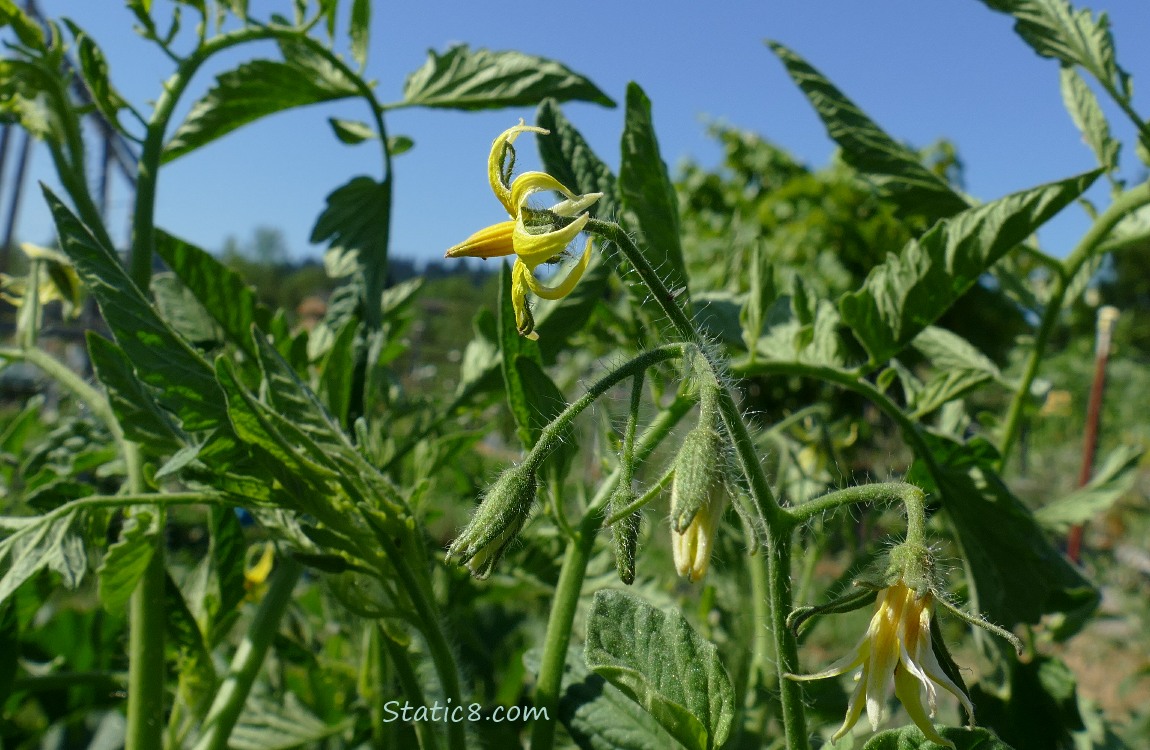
[15,0,1150,267]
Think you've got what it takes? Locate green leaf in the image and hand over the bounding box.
[165,571,217,718]
[907,327,1002,418]
[862,725,1017,749]
[532,100,618,356]
[152,272,225,346]
[318,317,360,430]
[1059,66,1120,171]
[968,655,1081,750]
[585,590,734,750]
[64,20,131,132]
[401,45,614,110]
[619,82,689,309]
[0,0,45,49]
[209,506,247,626]
[87,332,185,449]
[154,229,274,359]
[977,0,1130,98]
[96,509,157,613]
[1035,444,1144,532]
[911,435,1098,635]
[164,57,358,163]
[749,297,848,369]
[328,117,377,144]
[840,170,1099,364]
[44,186,226,432]
[311,176,390,292]
[387,134,414,155]
[768,41,969,222]
[0,600,16,707]
[454,308,501,402]
[348,0,370,67]
[0,511,84,604]
[229,694,353,750]
[525,646,677,750]
[497,263,542,449]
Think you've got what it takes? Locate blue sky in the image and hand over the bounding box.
[15,0,1150,267]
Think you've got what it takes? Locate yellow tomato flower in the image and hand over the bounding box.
[243,542,276,601]
[671,486,726,583]
[445,121,602,339]
[788,581,973,749]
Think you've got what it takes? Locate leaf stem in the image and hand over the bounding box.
[997,179,1150,470]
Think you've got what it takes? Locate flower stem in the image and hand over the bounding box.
[767,530,809,750]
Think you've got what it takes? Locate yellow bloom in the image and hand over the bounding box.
[671,486,726,582]
[445,121,601,339]
[788,581,973,749]
[243,542,276,601]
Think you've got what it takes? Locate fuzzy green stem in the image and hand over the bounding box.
[529,514,598,750]
[191,555,304,750]
[587,219,784,533]
[125,445,165,750]
[767,531,808,750]
[787,482,927,527]
[521,345,686,477]
[998,180,1150,470]
[379,626,441,750]
[747,547,773,698]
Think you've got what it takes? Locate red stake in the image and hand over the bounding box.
[1067,305,1119,564]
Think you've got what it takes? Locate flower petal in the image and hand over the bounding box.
[894,667,956,750]
[521,238,592,301]
[831,664,869,742]
[513,212,589,267]
[511,261,539,340]
[489,122,549,214]
[445,221,516,259]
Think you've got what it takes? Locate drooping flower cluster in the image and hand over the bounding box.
[445,121,601,339]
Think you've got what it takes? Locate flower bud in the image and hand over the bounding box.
[610,487,642,586]
[447,466,537,579]
[669,426,724,533]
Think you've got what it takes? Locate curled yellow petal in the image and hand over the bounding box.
[445,221,516,259]
[513,212,589,268]
[521,237,592,301]
[489,121,548,214]
[511,261,539,340]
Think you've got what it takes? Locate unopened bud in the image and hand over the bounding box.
[670,426,724,533]
[610,487,641,585]
[447,466,537,579]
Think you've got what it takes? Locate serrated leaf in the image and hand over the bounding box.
[910,435,1098,635]
[862,725,1017,749]
[44,186,226,432]
[532,100,618,356]
[228,694,353,750]
[88,332,185,449]
[311,176,390,304]
[619,82,689,310]
[0,0,45,49]
[164,58,358,163]
[1059,66,1119,171]
[907,327,1002,417]
[768,42,969,222]
[328,117,376,144]
[97,509,157,613]
[1035,445,1143,531]
[154,230,273,359]
[585,590,734,750]
[978,0,1130,98]
[348,0,369,67]
[840,170,1099,364]
[401,44,614,110]
[318,317,359,430]
[0,511,83,604]
[524,646,676,750]
[749,297,848,369]
[152,273,225,346]
[64,20,130,132]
